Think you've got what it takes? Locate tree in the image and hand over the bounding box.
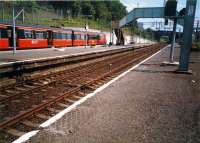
[105,1,127,21]
[81,2,95,17]
[71,1,81,17]
[15,1,38,12]
[92,2,110,20]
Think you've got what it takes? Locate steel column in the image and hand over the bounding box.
[12,6,16,54]
[178,0,197,71]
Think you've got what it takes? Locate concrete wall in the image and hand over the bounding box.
[103,31,154,45]
[103,31,117,45]
[123,35,155,45]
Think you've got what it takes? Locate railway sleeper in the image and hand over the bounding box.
[91,83,100,88]
[73,95,82,100]
[35,114,51,120]
[23,84,35,88]
[41,89,48,92]
[57,102,70,108]
[6,128,26,137]
[77,91,85,97]
[80,85,95,93]
[48,96,57,99]
[33,83,44,86]
[14,87,27,91]
[21,120,40,128]
[64,98,76,104]
[63,83,79,88]
[23,96,30,99]
[38,79,51,83]
[0,94,8,98]
[46,107,61,113]
[5,89,17,94]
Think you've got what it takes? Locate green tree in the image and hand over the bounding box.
[71,1,81,17]
[81,2,95,17]
[92,1,110,20]
[105,1,127,20]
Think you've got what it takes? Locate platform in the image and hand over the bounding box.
[0,44,150,66]
[17,45,200,143]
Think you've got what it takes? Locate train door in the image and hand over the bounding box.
[47,30,53,47]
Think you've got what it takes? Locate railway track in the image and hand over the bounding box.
[0,44,165,143]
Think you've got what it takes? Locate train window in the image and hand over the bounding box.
[35,31,46,39]
[53,32,62,39]
[66,34,72,39]
[74,34,77,39]
[57,33,61,39]
[0,29,8,38]
[74,34,81,40]
[88,35,98,40]
[53,32,58,39]
[24,30,33,39]
[61,33,66,39]
[17,30,25,38]
[97,35,101,40]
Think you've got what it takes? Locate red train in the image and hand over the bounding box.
[0,23,107,50]
[0,24,9,49]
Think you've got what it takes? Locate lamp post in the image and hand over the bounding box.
[85,23,88,48]
[12,4,24,54]
[81,15,92,48]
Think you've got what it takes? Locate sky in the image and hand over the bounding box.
[120,0,200,31]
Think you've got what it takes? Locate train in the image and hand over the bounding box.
[0,23,107,50]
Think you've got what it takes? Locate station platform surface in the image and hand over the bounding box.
[0,44,149,66]
[25,45,200,143]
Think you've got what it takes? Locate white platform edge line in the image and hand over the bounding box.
[12,130,39,143]
[12,44,169,143]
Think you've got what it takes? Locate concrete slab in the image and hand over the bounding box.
[27,46,200,143]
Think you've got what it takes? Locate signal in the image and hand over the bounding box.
[164,0,177,17]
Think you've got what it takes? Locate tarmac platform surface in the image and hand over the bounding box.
[25,46,200,143]
[0,44,147,65]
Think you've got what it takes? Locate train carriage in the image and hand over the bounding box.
[51,29,73,48]
[87,32,98,46]
[16,26,49,49]
[0,24,9,50]
[97,33,106,45]
[72,31,86,46]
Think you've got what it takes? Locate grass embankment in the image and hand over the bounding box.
[0,7,111,32]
